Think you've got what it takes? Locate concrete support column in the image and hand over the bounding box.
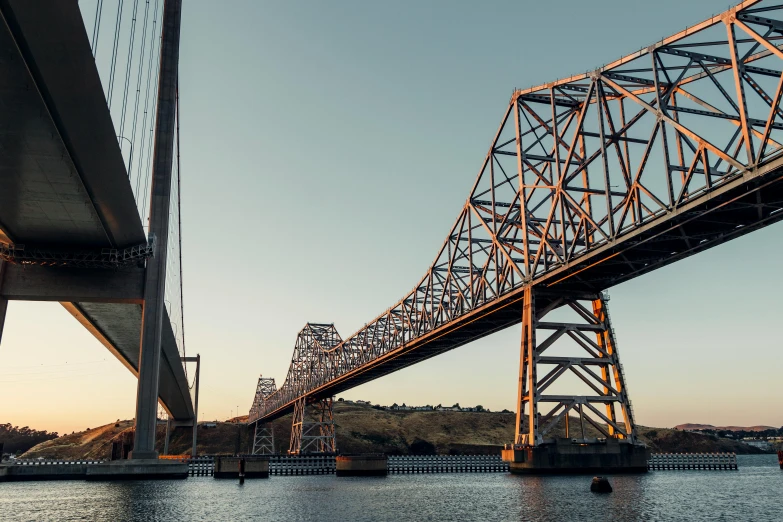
[130,0,182,460]
[0,260,7,347]
[191,354,200,457]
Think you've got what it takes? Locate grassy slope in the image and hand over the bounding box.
[21,403,766,459]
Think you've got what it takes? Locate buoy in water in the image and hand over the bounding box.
[590,476,612,493]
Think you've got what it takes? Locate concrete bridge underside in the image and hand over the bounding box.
[0,1,193,420]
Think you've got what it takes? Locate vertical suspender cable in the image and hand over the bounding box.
[129,1,152,182]
[107,0,125,107]
[176,82,187,374]
[134,0,160,204]
[137,0,162,222]
[91,0,104,56]
[119,0,142,144]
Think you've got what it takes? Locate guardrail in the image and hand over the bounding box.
[10,459,106,466]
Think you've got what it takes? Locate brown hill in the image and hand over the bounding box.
[21,402,767,459]
[674,423,776,432]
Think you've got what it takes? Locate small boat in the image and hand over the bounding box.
[778,450,783,470]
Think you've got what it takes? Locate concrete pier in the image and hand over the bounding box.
[335,455,388,477]
[0,260,7,348]
[86,460,189,480]
[0,460,188,482]
[214,457,269,479]
[502,439,649,474]
[130,0,183,461]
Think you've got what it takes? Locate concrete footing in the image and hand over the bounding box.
[502,438,650,474]
[86,460,189,480]
[0,460,188,482]
[335,455,388,477]
[214,457,269,479]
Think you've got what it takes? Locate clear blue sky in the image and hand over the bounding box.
[2,0,780,433]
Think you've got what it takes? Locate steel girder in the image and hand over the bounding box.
[255,0,783,423]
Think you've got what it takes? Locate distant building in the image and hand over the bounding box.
[744,440,772,450]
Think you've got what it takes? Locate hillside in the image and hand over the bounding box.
[0,424,59,454]
[20,402,768,459]
[674,423,776,432]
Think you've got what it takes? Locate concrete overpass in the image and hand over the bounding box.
[0,0,193,436]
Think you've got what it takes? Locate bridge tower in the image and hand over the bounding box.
[504,288,648,473]
[289,396,337,455]
[131,0,184,460]
[250,376,277,455]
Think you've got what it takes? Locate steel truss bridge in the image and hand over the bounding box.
[250,0,783,450]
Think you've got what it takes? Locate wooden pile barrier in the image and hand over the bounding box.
[388,455,509,474]
[647,452,737,470]
[267,455,336,476]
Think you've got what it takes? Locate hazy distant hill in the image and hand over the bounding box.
[674,423,776,432]
[19,403,769,459]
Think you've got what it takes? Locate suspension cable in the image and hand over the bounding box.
[118,0,141,144]
[136,0,161,220]
[106,0,125,107]
[134,0,159,200]
[128,0,152,180]
[91,0,104,56]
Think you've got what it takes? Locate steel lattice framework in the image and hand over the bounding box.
[249,376,277,423]
[289,396,336,455]
[250,376,277,454]
[253,0,783,426]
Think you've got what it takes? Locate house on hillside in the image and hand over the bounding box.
[744,439,772,450]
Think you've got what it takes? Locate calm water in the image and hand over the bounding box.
[1,455,780,521]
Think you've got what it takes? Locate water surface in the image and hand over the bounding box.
[1,455,779,521]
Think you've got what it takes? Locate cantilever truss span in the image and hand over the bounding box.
[253,0,783,424]
[250,376,277,454]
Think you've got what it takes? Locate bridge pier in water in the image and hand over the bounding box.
[504,287,649,473]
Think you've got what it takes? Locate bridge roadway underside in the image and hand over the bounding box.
[260,159,783,423]
[0,2,193,420]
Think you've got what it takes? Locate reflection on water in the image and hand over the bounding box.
[1,455,779,521]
